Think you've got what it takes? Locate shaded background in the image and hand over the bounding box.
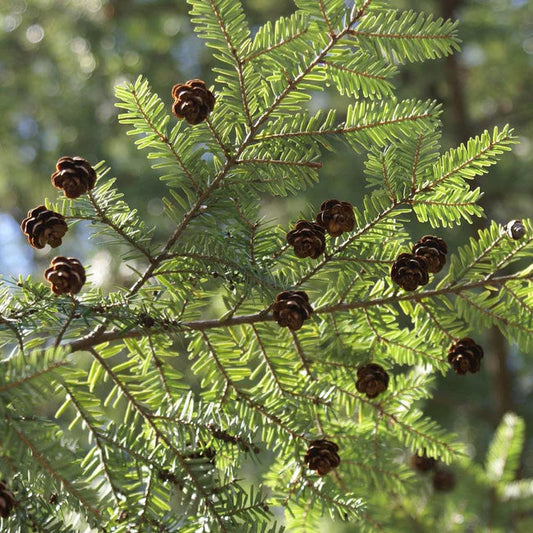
[1,0,532,528]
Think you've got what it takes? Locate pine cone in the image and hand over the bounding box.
[315,199,355,237]
[171,79,215,125]
[45,256,86,295]
[410,453,437,473]
[20,205,68,249]
[432,468,456,492]
[447,337,484,375]
[51,156,97,199]
[506,219,526,240]
[390,253,429,291]
[286,220,326,259]
[356,363,389,399]
[304,439,341,476]
[272,290,313,331]
[0,480,15,519]
[412,235,448,274]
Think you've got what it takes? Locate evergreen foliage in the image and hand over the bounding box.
[1,0,531,531]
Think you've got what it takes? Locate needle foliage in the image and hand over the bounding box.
[1,1,532,531]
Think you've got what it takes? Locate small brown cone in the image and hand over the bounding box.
[412,235,448,274]
[304,439,340,476]
[45,256,86,295]
[171,79,215,125]
[356,363,389,399]
[20,205,68,249]
[390,253,429,291]
[51,156,97,199]
[447,337,484,375]
[432,468,456,492]
[315,199,355,237]
[506,219,526,240]
[286,220,326,259]
[0,480,15,519]
[272,290,313,331]
[410,453,437,473]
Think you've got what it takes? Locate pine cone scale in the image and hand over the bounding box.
[390,253,429,291]
[412,235,448,274]
[286,220,326,259]
[356,363,389,398]
[272,290,313,330]
[315,199,355,237]
[45,256,86,295]
[304,439,340,476]
[447,337,484,375]
[21,205,68,249]
[51,156,97,199]
[172,79,215,125]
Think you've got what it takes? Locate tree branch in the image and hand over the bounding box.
[65,272,531,354]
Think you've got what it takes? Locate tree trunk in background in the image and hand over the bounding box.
[439,0,513,421]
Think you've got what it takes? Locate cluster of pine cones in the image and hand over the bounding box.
[20,156,94,295]
[274,200,355,330]
[19,79,218,296]
[390,235,447,291]
[278,202,492,376]
[286,199,355,259]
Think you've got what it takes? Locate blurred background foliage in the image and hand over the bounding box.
[0,0,532,529]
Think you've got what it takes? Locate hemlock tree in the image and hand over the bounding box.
[1,0,532,531]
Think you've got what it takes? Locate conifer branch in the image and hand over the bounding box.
[254,113,433,143]
[290,330,315,380]
[5,415,102,518]
[86,347,228,530]
[54,297,78,349]
[201,330,306,439]
[130,85,200,195]
[148,335,173,401]
[138,470,157,531]
[64,272,531,353]
[109,1,412,311]
[486,233,533,279]
[206,117,232,158]
[235,158,323,168]
[322,60,389,81]
[60,382,122,505]
[3,1,530,529]
[502,284,533,315]
[457,293,533,335]
[295,202,399,286]
[363,308,447,363]
[411,134,423,194]
[416,300,455,341]
[416,129,515,195]
[87,191,153,261]
[207,0,253,126]
[242,28,309,64]
[251,325,286,395]
[0,316,25,355]
[380,153,396,202]
[338,386,459,455]
[318,0,335,36]
[349,30,453,40]
[0,362,67,393]
[245,0,373,132]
